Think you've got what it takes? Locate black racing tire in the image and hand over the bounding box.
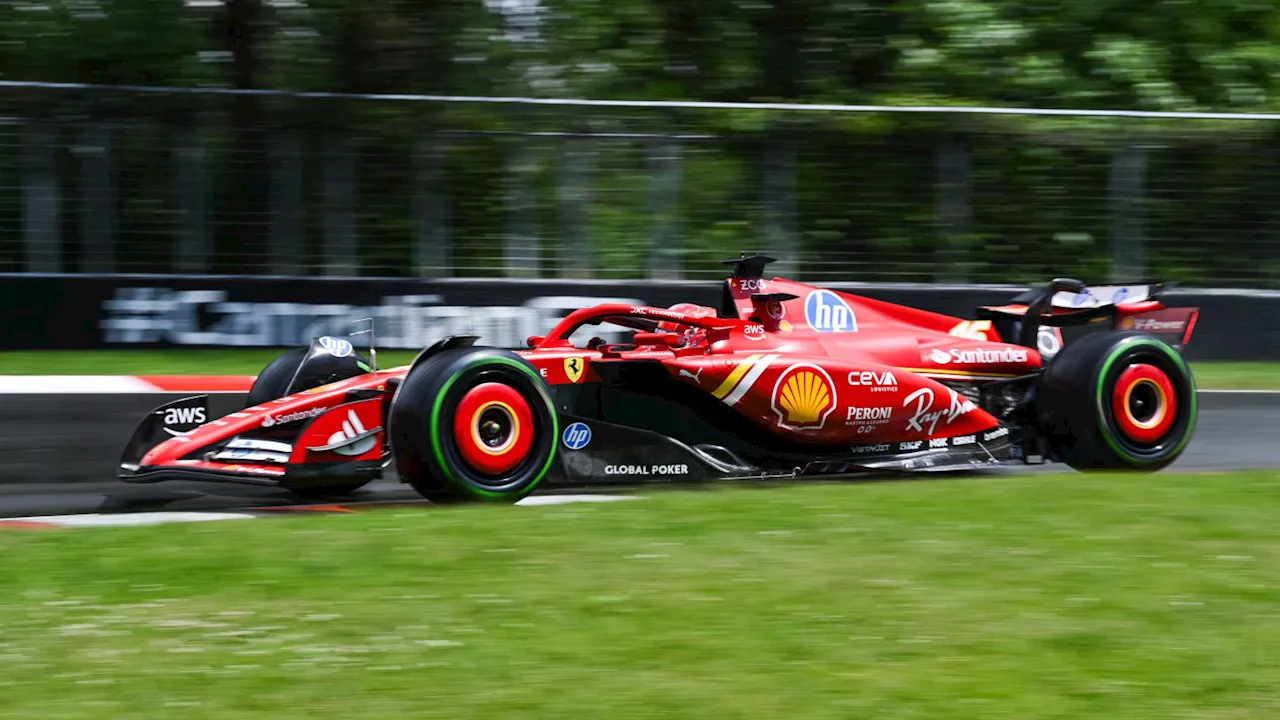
[249,346,373,496]
[1036,331,1197,472]
[247,347,370,408]
[387,347,559,503]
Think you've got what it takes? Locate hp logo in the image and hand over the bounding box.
[317,335,354,358]
[803,290,858,333]
[562,422,592,450]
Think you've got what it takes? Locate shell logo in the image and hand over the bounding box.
[771,363,837,431]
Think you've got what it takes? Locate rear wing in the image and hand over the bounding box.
[977,279,1199,354]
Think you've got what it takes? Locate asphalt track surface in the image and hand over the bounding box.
[0,391,1275,520]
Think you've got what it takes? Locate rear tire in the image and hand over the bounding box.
[388,347,559,503]
[249,346,374,496]
[1037,331,1197,471]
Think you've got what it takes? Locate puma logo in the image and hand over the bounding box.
[679,368,703,383]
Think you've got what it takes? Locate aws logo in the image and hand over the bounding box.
[803,290,858,333]
[771,363,837,431]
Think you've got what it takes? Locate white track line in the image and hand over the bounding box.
[516,494,640,506]
[1,495,641,529]
[4,512,257,527]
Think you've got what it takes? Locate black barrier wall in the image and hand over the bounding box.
[1,274,1275,360]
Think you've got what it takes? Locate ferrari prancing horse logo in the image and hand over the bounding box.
[564,357,586,383]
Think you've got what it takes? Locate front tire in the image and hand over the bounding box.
[388,348,559,503]
[1037,331,1197,471]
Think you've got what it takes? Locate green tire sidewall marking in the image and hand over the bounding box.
[428,356,559,499]
[1094,337,1197,463]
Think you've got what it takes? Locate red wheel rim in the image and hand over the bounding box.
[452,382,535,476]
[1111,363,1177,444]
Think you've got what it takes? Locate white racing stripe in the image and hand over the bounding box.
[721,354,781,407]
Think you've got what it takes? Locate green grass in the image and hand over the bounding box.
[0,351,1277,389]
[2,472,1280,718]
[1190,362,1280,391]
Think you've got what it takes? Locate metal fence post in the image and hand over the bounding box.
[323,132,359,276]
[175,126,209,273]
[646,137,682,279]
[763,137,797,278]
[935,132,973,283]
[270,128,303,275]
[503,139,540,278]
[78,121,115,273]
[557,135,594,278]
[414,135,451,277]
[1109,142,1149,281]
[22,122,61,273]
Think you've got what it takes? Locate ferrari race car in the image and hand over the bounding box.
[120,255,1201,502]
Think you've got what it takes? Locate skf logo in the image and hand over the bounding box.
[803,290,857,333]
[949,320,993,341]
[771,363,837,431]
[564,356,586,383]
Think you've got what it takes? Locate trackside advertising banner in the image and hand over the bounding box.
[0,274,1269,359]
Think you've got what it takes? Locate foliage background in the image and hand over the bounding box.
[1,0,1279,285]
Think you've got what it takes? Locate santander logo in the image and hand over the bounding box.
[928,346,1029,366]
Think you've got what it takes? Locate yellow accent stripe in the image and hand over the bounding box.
[712,354,763,399]
[902,367,1021,379]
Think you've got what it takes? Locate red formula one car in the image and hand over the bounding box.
[120,256,1201,502]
